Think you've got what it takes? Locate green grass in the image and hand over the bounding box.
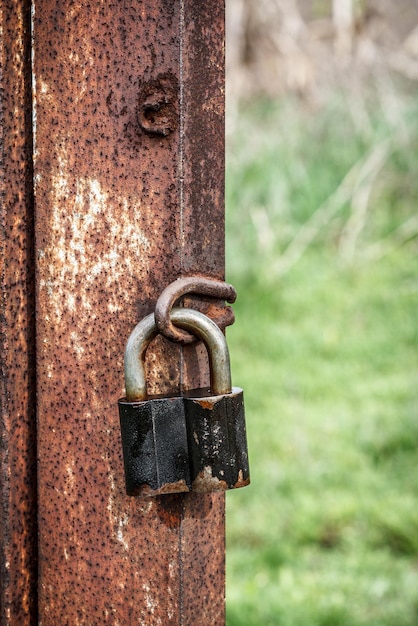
[225,91,418,626]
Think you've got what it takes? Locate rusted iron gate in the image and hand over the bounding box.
[1,1,226,623]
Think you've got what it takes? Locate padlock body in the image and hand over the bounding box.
[184,387,250,492]
[118,396,190,497]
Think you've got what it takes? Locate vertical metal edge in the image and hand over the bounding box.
[0,0,37,624]
[180,493,225,623]
[180,0,226,623]
[181,0,225,277]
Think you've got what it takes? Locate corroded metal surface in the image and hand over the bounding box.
[185,388,250,493]
[0,1,37,624]
[34,1,225,624]
[155,276,236,344]
[182,0,225,276]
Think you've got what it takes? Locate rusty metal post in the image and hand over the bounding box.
[0,1,37,623]
[33,1,225,624]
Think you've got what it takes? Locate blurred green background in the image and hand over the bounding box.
[225,2,418,624]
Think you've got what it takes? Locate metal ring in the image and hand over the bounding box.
[154,276,236,344]
[124,307,231,401]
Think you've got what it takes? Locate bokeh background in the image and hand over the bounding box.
[224,2,418,624]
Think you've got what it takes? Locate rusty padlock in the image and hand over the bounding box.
[118,307,250,497]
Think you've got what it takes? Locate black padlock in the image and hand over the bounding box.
[118,310,189,497]
[173,309,250,493]
[118,307,250,496]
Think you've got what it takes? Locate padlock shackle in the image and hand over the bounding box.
[124,307,232,402]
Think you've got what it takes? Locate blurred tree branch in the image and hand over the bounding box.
[226,0,418,105]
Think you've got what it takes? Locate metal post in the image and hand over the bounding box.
[33,1,225,624]
[0,1,37,623]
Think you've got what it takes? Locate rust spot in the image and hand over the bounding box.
[234,469,251,490]
[185,297,235,334]
[135,479,190,498]
[137,73,178,137]
[155,494,184,529]
[192,466,229,493]
[192,398,216,410]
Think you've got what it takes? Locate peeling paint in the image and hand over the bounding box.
[41,166,151,321]
[192,466,229,492]
[116,514,130,551]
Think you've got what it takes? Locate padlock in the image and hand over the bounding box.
[174,310,250,493]
[118,310,189,497]
[118,307,250,496]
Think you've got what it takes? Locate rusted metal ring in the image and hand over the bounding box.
[124,307,231,401]
[154,276,237,344]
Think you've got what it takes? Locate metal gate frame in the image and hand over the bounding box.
[1,1,226,623]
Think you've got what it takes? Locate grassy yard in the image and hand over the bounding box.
[225,88,418,625]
